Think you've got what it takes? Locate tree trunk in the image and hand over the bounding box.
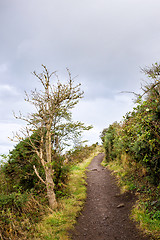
[45,167,57,209]
[45,129,57,209]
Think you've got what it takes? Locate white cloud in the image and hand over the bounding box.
[0,122,22,155]
[0,84,20,99]
[0,64,7,73]
[0,84,13,92]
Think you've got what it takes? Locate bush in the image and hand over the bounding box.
[102,63,160,185]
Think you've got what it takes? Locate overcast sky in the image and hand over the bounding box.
[0,0,160,155]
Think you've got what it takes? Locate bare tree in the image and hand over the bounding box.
[14,65,92,209]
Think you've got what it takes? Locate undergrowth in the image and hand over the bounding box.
[0,192,50,240]
[0,144,100,239]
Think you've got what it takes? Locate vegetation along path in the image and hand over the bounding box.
[70,153,150,240]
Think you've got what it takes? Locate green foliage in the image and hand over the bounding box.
[121,97,160,183]
[0,192,28,209]
[106,157,160,239]
[0,65,95,238]
[66,144,97,164]
[102,63,160,184]
[1,133,72,197]
[101,62,160,239]
[0,192,50,240]
[12,65,93,210]
[0,143,98,239]
[100,128,108,143]
[102,122,122,161]
[2,134,45,194]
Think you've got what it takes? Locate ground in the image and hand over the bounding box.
[69,153,150,240]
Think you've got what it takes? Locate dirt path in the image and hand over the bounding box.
[70,153,150,240]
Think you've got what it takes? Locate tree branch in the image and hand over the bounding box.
[33,165,46,185]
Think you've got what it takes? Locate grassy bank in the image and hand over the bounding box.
[102,153,160,240]
[33,146,102,240]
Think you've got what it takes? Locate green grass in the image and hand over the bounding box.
[101,158,130,193]
[33,146,101,240]
[131,203,160,240]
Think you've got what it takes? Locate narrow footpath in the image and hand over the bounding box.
[70,153,150,240]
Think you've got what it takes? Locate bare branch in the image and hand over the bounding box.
[33,165,46,185]
[12,65,91,209]
[120,91,141,97]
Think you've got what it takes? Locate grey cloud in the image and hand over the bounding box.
[0,0,160,153]
[1,0,160,93]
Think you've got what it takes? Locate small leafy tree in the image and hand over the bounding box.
[14,65,92,209]
[102,122,120,161]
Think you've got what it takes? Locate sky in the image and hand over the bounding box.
[0,0,160,155]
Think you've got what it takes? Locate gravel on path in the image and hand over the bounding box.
[70,153,150,240]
